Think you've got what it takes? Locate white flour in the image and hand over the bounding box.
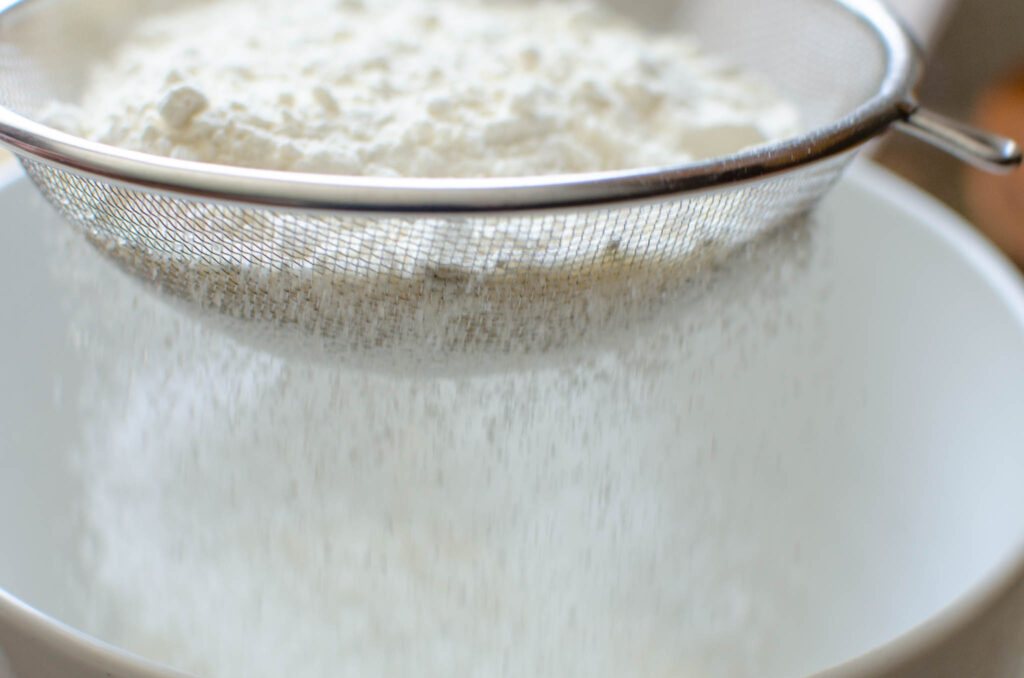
[47,0,798,177]
[46,194,818,678]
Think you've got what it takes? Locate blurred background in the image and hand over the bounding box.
[876,0,1024,269]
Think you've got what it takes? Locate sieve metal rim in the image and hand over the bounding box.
[0,0,919,215]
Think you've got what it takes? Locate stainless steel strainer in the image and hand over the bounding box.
[0,0,1019,372]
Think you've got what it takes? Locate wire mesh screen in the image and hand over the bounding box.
[673,0,887,129]
[21,153,851,369]
[0,0,888,369]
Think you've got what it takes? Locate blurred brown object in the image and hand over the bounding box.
[874,0,1024,266]
[964,67,1024,269]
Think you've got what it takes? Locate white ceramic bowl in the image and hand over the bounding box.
[2,161,1024,678]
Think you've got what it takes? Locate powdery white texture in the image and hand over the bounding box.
[42,196,822,678]
[48,0,799,177]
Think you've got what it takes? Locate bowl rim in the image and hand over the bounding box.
[0,0,919,213]
[2,161,1024,678]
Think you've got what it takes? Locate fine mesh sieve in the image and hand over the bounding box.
[0,0,1019,372]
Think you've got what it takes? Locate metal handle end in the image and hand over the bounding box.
[896,106,1022,175]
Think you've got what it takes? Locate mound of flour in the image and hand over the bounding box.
[45,0,798,177]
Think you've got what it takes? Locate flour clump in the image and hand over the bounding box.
[48,0,799,177]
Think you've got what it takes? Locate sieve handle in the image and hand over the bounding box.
[896,106,1022,174]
